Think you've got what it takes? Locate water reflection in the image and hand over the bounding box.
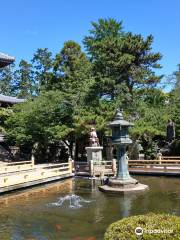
[0,176,179,240]
[120,194,136,218]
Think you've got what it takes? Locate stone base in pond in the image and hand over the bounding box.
[99,177,149,193]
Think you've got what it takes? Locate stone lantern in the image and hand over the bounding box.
[99,110,148,193]
[109,110,133,181]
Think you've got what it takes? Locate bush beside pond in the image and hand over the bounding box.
[104,213,180,240]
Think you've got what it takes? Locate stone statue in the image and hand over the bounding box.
[89,127,99,146]
[166,119,175,142]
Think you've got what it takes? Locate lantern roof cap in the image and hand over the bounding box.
[108,109,134,127]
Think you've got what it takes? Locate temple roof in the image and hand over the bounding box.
[0,94,25,104]
[0,52,15,68]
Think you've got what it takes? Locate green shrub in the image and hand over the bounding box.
[104,213,180,240]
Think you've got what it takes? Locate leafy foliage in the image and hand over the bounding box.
[14,60,35,98]
[1,18,179,160]
[0,108,13,134]
[169,65,180,138]
[0,64,16,96]
[84,18,162,101]
[32,48,53,93]
[104,213,180,240]
[54,41,93,97]
[6,91,74,157]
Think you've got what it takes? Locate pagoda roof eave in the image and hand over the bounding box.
[0,52,15,68]
[0,94,25,104]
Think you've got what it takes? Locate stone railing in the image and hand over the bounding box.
[128,159,180,172]
[0,160,34,174]
[75,160,116,177]
[0,159,73,190]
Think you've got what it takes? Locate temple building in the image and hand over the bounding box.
[0,52,24,148]
[0,52,25,106]
[0,52,15,68]
[0,94,25,107]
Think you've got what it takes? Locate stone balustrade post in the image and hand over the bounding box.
[112,158,117,176]
[157,152,162,165]
[89,160,94,177]
[68,158,73,173]
[31,154,35,166]
[71,159,75,172]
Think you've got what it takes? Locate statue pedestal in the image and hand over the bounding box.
[86,146,103,165]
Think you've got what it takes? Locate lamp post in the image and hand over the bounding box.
[99,110,148,193]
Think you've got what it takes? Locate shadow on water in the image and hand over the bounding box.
[0,176,179,239]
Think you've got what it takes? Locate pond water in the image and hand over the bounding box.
[0,176,179,240]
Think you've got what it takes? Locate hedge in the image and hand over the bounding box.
[104,213,180,240]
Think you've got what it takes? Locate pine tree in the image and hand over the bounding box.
[0,63,16,96]
[54,41,93,105]
[14,60,34,98]
[84,18,163,102]
[32,48,53,93]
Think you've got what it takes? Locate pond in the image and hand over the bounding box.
[0,176,179,240]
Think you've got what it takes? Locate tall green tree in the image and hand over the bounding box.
[32,48,53,93]
[55,41,117,137]
[169,64,180,137]
[6,91,74,162]
[14,60,34,98]
[84,18,162,102]
[128,88,170,159]
[54,41,93,103]
[0,63,16,96]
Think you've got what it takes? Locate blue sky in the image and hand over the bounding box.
[1,0,180,81]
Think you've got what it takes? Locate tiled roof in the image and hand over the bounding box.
[0,52,15,68]
[0,94,25,104]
